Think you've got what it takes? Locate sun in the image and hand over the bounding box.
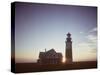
[62,57,66,63]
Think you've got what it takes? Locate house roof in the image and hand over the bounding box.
[39,48,62,59]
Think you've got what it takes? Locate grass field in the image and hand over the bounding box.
[14,61,97,73]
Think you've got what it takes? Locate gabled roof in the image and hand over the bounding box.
[39,48,62,59]
[46,48,56,55]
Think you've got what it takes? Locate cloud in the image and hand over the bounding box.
[77,33,97,53]
[79,27,97,35]
[79,32,84,34]
[78,42,92,47]
[73,28,97,61]
[86,29,97,48]
[89,27,97,33]
[86,34,97,43]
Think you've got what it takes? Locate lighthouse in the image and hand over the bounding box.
[65,32,72,63]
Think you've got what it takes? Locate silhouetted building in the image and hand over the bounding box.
[37,49,62,64]
[65,32,73,63]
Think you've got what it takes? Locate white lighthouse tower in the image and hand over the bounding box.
[65,32,72,63]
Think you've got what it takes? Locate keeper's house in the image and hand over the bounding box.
[37,48,62,64]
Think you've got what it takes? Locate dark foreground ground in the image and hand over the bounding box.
[14,61,97,73]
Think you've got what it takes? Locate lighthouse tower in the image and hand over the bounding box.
[65,32,72,63]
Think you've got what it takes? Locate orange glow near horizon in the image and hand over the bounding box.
[62,57,66,63]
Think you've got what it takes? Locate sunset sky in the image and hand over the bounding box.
[15,2,97,63]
